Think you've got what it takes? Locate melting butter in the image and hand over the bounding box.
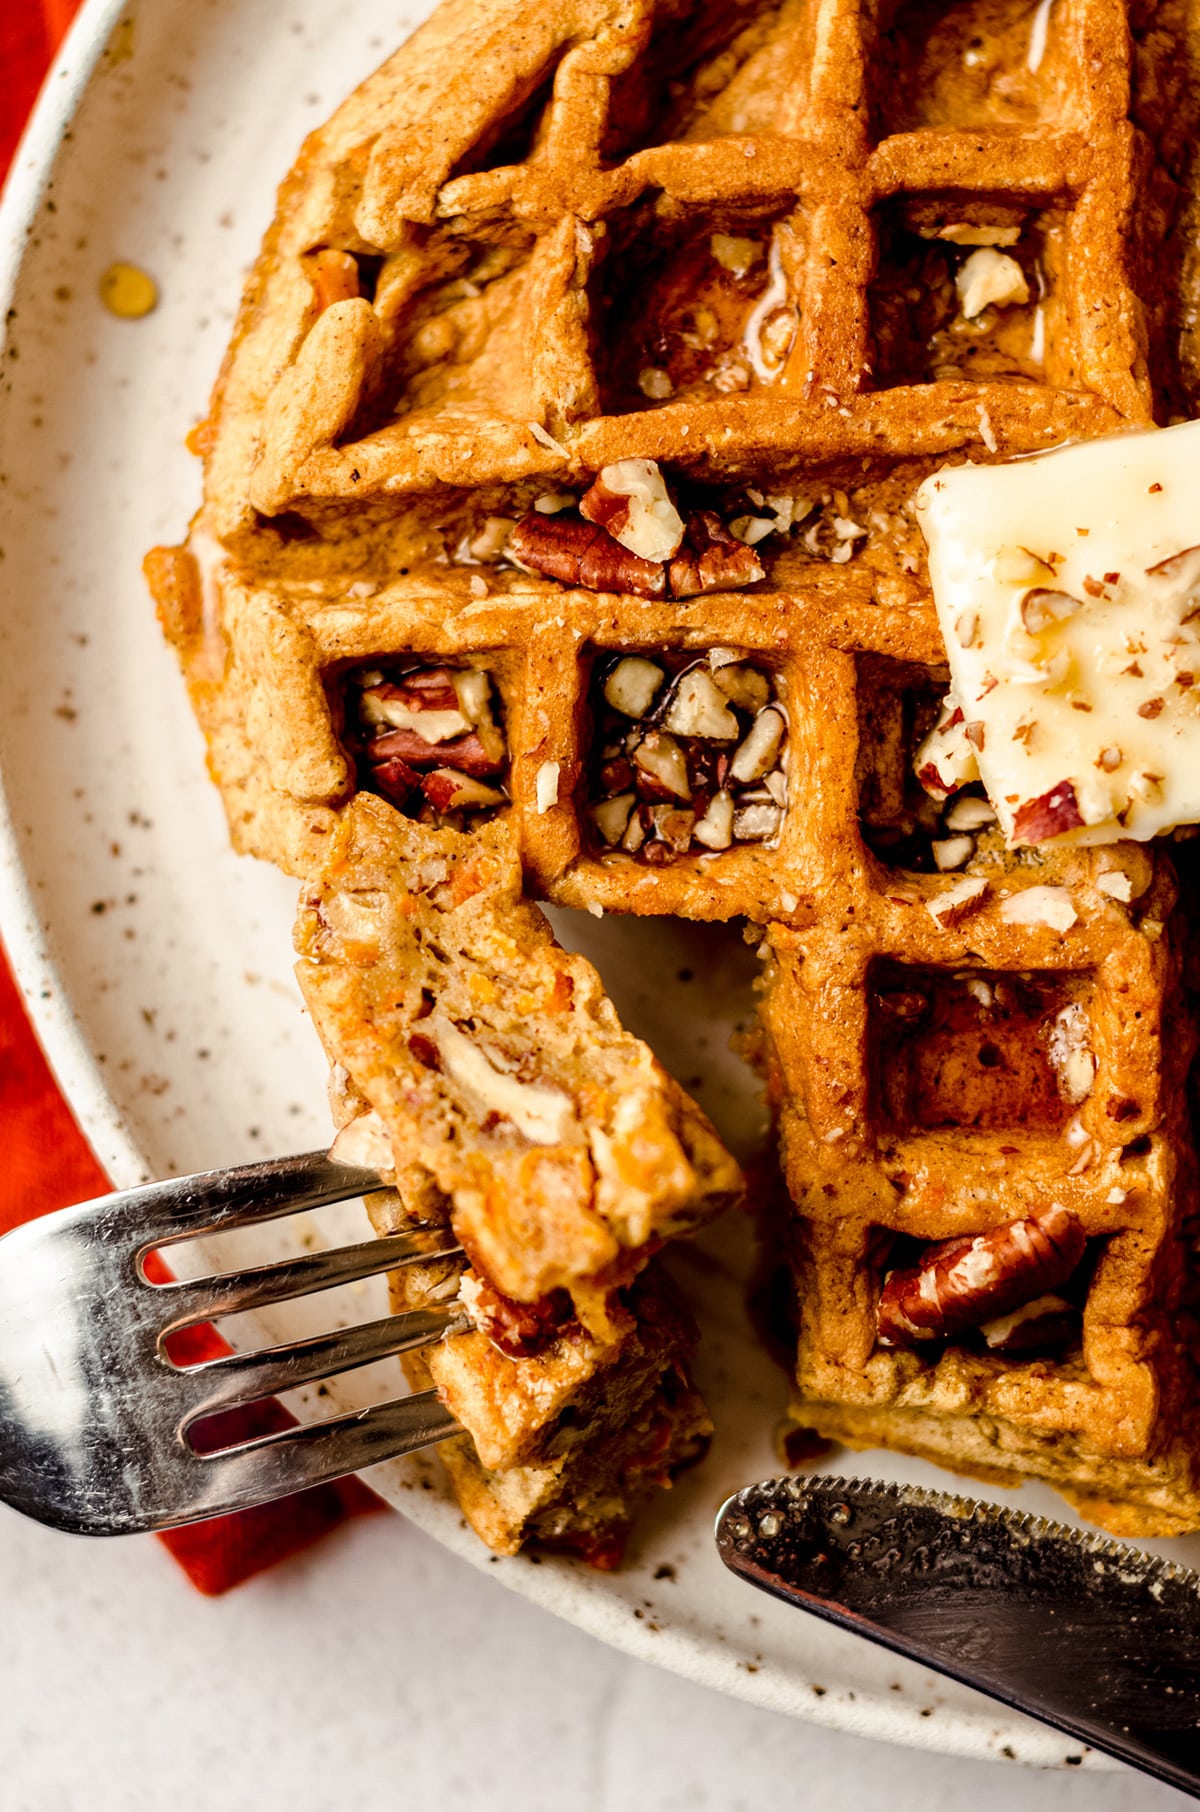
[915,420,1200,847]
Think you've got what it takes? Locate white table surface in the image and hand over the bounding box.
[2,1495,1191,1812]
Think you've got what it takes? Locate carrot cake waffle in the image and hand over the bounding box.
[148,0,1200,1549]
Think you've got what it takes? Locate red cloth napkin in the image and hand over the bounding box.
[1,2,379,1592]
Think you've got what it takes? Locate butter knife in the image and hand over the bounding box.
[715,1475,1200,1796]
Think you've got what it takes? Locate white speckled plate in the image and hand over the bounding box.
[0,0,1177,1766]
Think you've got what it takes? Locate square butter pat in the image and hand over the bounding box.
[916,419,1200,846]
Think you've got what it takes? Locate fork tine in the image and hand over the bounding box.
[83,1150,386,1250]
[173,1306,470,1423]
[153,1229,462,1328]
[184,1390,461,1522]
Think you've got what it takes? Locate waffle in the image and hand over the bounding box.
[361,1180,712,1562]
[291,790,734,1560]
[294,791,740,1331]
[148,0,1200,1545]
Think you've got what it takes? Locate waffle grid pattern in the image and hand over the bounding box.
[164,0,1200,1530]
[250,0,1152,512]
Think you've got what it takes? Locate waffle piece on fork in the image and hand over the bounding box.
[366,1194,711,1564]
[292,792,734,1555]
[146,0,1200,1543]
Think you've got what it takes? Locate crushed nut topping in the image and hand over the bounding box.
[870,214,1045,388]
[596,214,795,410]
[586,649,788,865]
[858,665,1002,877]
[346,662,508,828]
[507,460,767,599]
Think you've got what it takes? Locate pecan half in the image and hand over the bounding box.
[669,511,765,597]
[509,513,666,599]
[876,1204,1086,1348]
[1011,781,1085,845]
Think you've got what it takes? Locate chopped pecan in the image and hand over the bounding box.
[876,1204,1086,1348]
[913,704,980,800]
[368,753,421,806]
[944,796,996,832]
[999,884,1078,931]
[580,459,685,562]
[648,805,696,852]
[460,1271,577,1360]
[399,668,463,704]
[360,676,469,740]
[590,791,636,845]
[669,512,765,597]
[633,730,691,801]
[604,656,665,718]
[509,513,666,599]
[924,876,989,928]
[420,767,506,811]
[955,247,1029,319]
[730,706,786,782]
[1011,780,1085,845]
[662,667,740,740]
[732,799,782,841]
[1018,588,1081,634]
[598,755,635,793]
[369,726,504,777]
[931,834,973,871]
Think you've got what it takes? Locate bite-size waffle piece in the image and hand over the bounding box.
[361,1185,711,1562]
[295,793,741,1328]
[293,792,730,1557]
[147,0,1200,1543]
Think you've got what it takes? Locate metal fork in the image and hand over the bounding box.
[0,1151,469,1535]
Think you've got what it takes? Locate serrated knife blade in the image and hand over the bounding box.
[715,1475,1200,1796]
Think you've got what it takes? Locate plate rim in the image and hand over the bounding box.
[0,0,145,1189]
[0,1,1110,1770]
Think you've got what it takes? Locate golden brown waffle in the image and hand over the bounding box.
[370,1186,712,1562]
[149,0,1200,1545]
[289,792,728,1557]
[293,793,741,1328]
